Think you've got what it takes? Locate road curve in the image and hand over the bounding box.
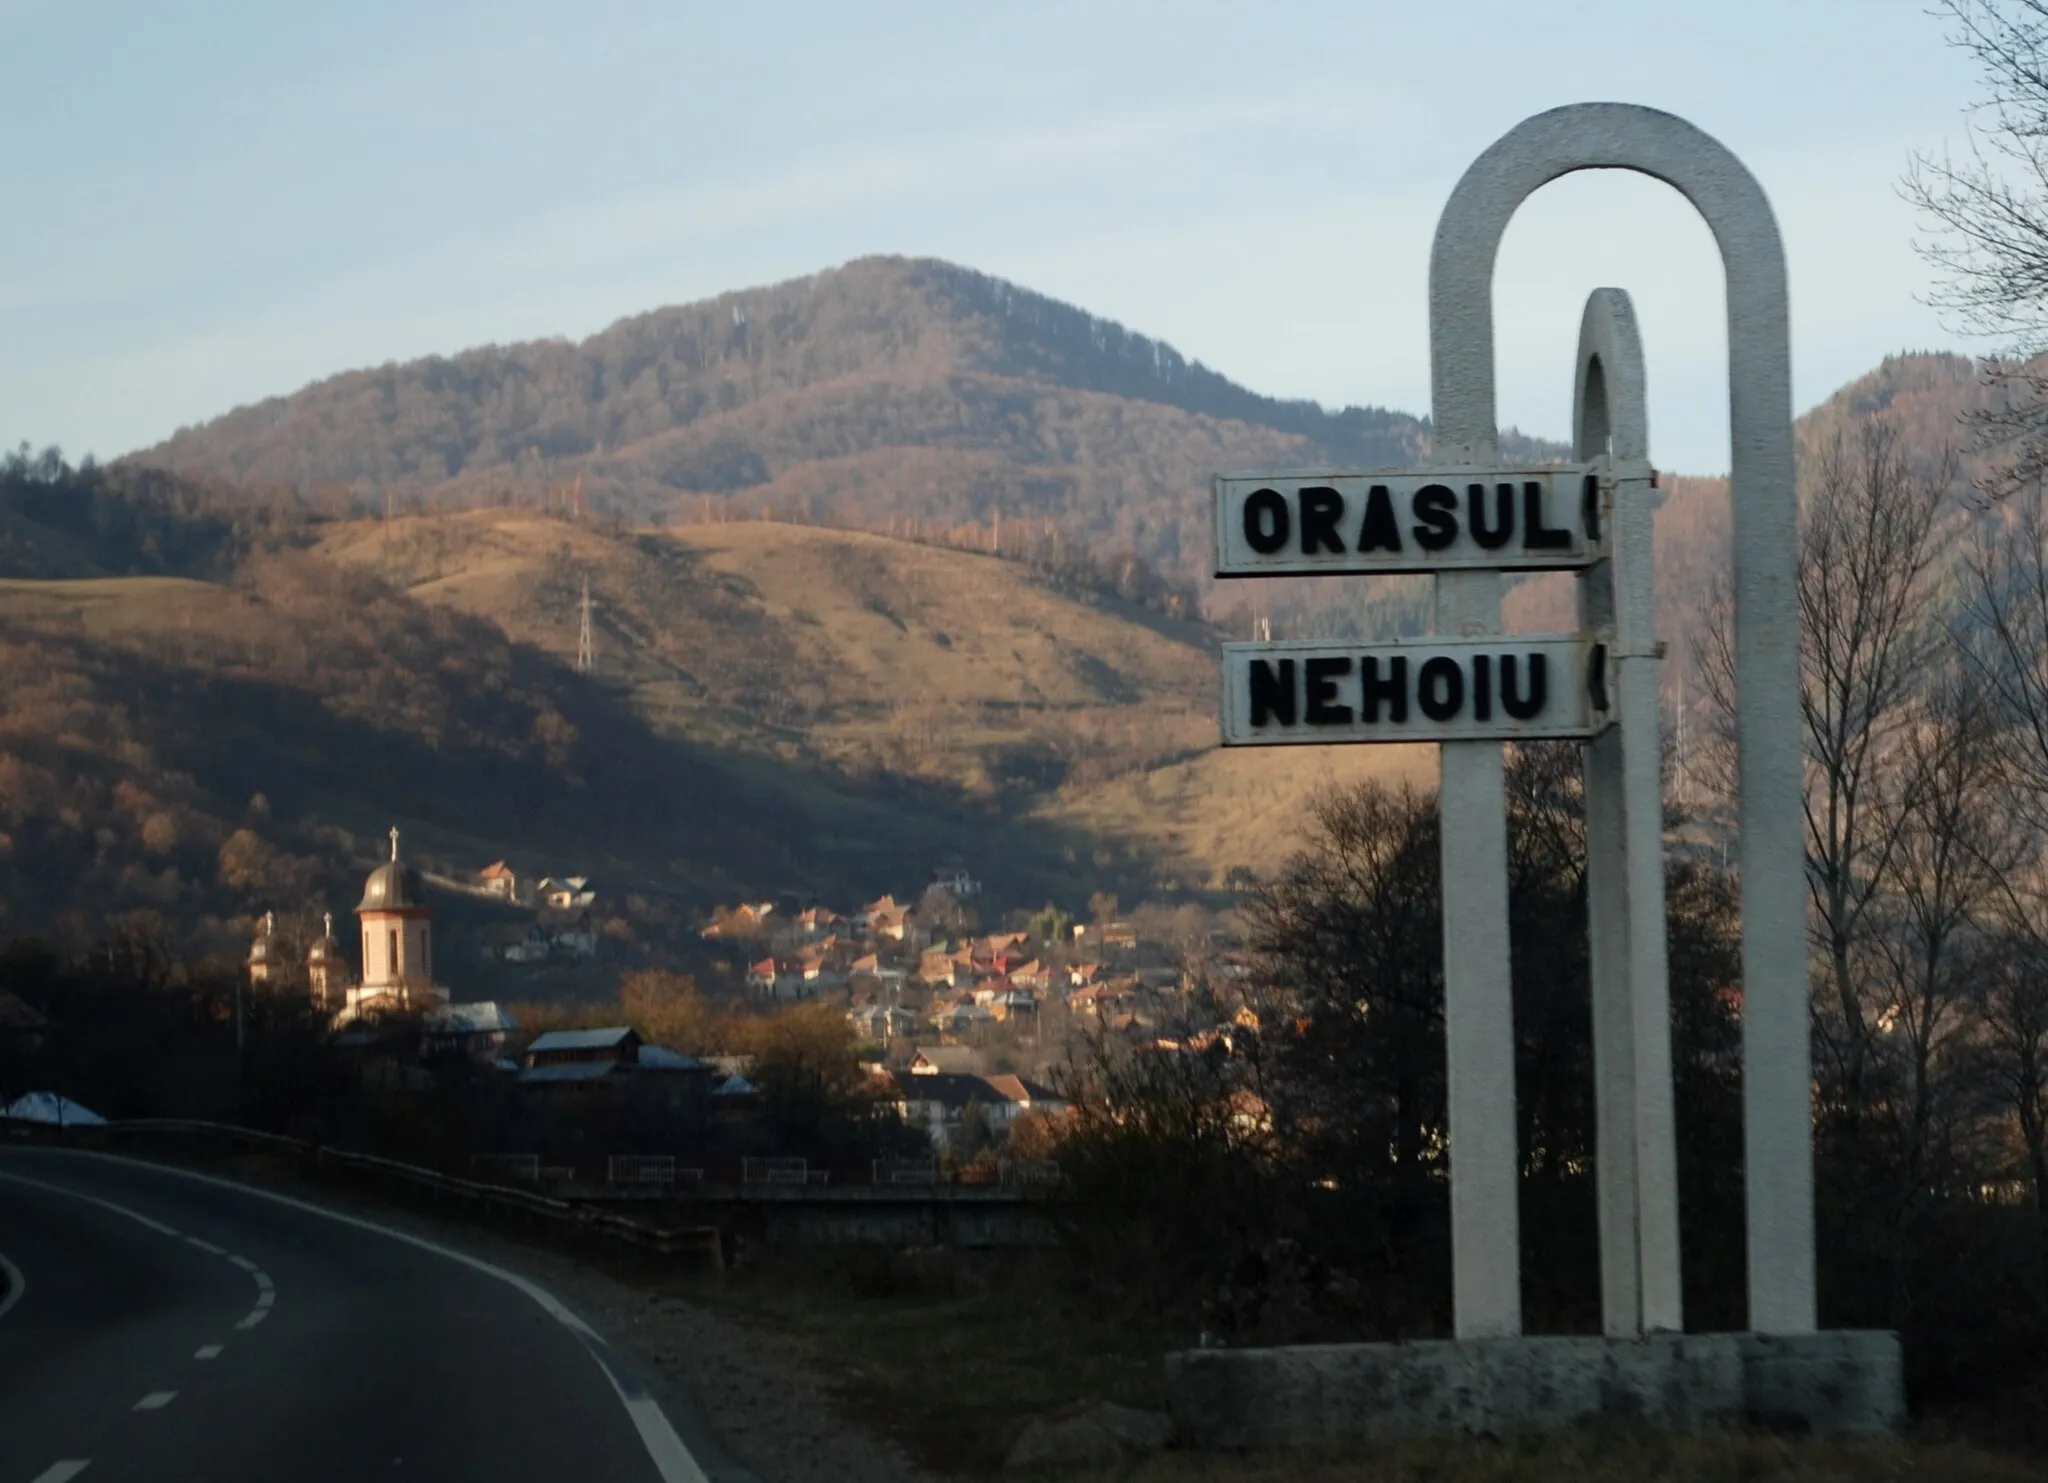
[0,1146,707,1483]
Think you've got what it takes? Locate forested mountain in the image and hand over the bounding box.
[131,256,1561,609]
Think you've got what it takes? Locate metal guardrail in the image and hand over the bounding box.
[2,1117,723,1269]
[874,1158,938,1186]
[741,1156,807,1185]
[607,1155,675,1185]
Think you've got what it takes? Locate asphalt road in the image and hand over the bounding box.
[0,1146,706,1483]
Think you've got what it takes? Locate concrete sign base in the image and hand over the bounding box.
[1163,1331,1904,1449]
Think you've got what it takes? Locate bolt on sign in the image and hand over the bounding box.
[1214,462,1619,577]
[1220,635,1615,744]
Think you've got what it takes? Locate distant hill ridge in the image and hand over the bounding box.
[130,257,1564,600]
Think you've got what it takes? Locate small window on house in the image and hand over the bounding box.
[389,929,399,976]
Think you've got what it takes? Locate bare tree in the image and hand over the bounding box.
[1979,923,2048,1258]
[1860,665,2017,1309]
[1906,1,2048,492]
[1697,423,1947,1134]
[1962,486,2048,826]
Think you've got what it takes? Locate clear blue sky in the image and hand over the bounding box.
[0,0,1989,475]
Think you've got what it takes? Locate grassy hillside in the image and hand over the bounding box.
[308,506,1424,889]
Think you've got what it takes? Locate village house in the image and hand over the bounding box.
[889,1069,1067,1150]
[746,957,807,1001]
[908,1045,980,1075]
[849,953,907,994]
[991,988,1040,1022]
[701,901,777,940]
[536,876,598,912]
[1009,959,1052,990]
[854,895,916,943]
[848,1003,920,1039]
[478,860,520,900]
[801,951,846,995]
[930,1000,994,1041]
[422,1001,518,1060]
[795,906,846,939]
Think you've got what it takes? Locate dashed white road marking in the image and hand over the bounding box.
[253,1290,274,1309]
[185,1237,226,1255]
[253,1271,273,1292]
[195,1344,224,1360]
[227,1254,259,1273]
[0,1171,177,1236]
[132,1392,176,1411]
[28,1461,92,1483]
[0,1249,25,1323]
[21,1148,710,1483]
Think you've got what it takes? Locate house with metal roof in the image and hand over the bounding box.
[523,1026,641,1068]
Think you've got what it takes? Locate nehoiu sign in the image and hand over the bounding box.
[1220,635,1613,745]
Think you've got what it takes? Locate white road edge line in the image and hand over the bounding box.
[195,1344,224,1360]
[0,1171,180,1236]
[0,1249,25,1323]
[28,1461,92,1483]
[227,1254,259,1272]
[132,1392,176,1411]
[253,1290,274,1309]
[23,1149,710,1483]
[185,1237,226,1255]
[253,1271,274,1292]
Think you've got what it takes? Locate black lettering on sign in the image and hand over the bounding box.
[1248,658,1295,727]
[1304,657,1353,725]
[1472,653,1492,721]
[1522,481,1572,550]
[1501,654,1548,720]
[1356,485,1403,553]
[1299,487,1346,555]
[1469,483,1513,550]
[1418,656,1464,721]
[1412,484,1458,551]
[1244,490,1289,554]
[1360,656,1408,723]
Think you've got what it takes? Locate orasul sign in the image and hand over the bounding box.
[1213,461,1626,577]
[1220,635,1613,744]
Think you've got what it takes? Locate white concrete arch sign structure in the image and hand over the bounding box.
[1427,101,1811,1339]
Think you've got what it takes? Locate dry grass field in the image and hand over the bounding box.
[312,507,1426,888]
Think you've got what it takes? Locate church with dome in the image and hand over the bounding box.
[246,827,514,1047]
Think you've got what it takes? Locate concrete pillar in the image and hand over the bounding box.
[1573,288,1682,1335]
[1435,569,1523,1340]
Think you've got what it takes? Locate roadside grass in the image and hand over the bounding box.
[663,1245,1178,1477]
